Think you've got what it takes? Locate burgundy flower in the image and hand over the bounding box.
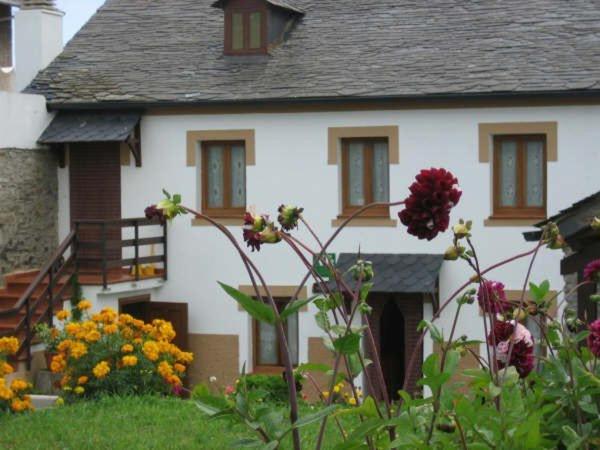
[242,212,281,252]
[488,320,535,378]
[145,205,166,224]
[399,168,462,240]
[588,319,600,357]
[583,259,600,282]
[478,281,511,314]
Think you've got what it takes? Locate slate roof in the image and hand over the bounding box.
[212,0,304,14]
[328,253,443,294]
[524,191,600,242]
[38,112,140,143]
[26,0,600,106]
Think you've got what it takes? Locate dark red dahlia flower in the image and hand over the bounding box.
[243,212,281,252]
[488,320,514,344]
[588,319,600,358]
[478,280,512,314]
[144,205,166,224]
[506,340,535,378]
[399,168,462,240]
[583,259,600,282]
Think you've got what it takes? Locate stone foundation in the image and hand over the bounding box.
[0,148,58,284]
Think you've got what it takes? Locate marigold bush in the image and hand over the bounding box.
[0,337,33,414]
[43,301,193,399]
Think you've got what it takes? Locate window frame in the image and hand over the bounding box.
[340,137,390,218]
[224,4,268,55]
[253,298,299,372]
[201,140,247,218]
[492,134,547,220]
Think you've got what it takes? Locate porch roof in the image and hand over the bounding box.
[38,111,140,144]
[328,253,443,294]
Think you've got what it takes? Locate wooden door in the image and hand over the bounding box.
[69,143,121,263]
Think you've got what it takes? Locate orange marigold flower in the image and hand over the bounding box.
[122,355,138,367]
[69,341,88,359]
[121,344,134,353]
[60,375,71,387]
[77,300,92,311]
[103,324,118,334]
[50,354,66,373]
[92,361,110,379]
[173,363,186,373]
[56,310,70,321]
[0,337,19,355]
[0,362,14,376]
[157,361,173,379]
[177,351,194,364]
[142,341,160,361]
[84,330,101,343]
[77,376,88,385]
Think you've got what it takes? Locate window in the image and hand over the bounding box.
[254,299,299,368]
[225,7,266,55]
[202,141,246,217]
[493,135,546,219]
[341,138,390,217]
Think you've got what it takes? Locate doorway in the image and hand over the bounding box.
[119,295,189,351]
[380,300,405,400]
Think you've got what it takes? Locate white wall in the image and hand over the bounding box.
[0,91,52,148]
[58,104,600,372]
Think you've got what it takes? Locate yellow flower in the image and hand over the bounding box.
[177,351,194,364]
[77,376,88,385]
[92,361,111,379]
[77,300,92,311]
[74,386,85,395]
[174,363,186,373]
[65,323,81,336]
[142,341,160,361]
[0,385,14,401]
[56,310,70,321]
[0,362,14,376]
[0,337,19,355]
[10,378,31,392]
[103,324,118,334]
[50,354,66,373]
[322,391,330,400]
[55,397,64,406]
[347,397,357,406]
[57,339,72,353]
[84,330,101,343]
[157,361,173,379]
[333,384,342,394]
[122,355,138,367]
[121,344,134,353]
[69,341,88,359]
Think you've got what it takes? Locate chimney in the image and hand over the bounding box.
[14,0,63,91]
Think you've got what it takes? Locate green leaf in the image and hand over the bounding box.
[333,332,361,355]
[294,405,339,429]
[281,298,312,321]
[195,400,222,416]
[230,439,267,448]
[296,362,331,374]
[442,350,460,376]
[316,311,331,332]
[218,282,276,324]
[359,282,373,302]
[172,193,182,204]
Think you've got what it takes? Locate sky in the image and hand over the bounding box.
[55,0,106,43]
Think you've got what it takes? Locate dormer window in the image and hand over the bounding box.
[225,4,267,55]
[213,0,304,56]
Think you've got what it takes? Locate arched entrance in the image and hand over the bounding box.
[380,300,405,400]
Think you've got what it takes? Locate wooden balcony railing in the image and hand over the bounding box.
[0,217,166,369]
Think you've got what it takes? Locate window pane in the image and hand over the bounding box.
[258,322,278,365]
[232,13,244,50]
[372,141,389,202]
[348,142,365,206]
[498,141,518,207]
[525,140,544,207]
[230,145,246,208]
[249,12,262,49]
[206,145,224,208]
[286,312,299,366]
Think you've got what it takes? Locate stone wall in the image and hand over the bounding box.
[0,148,58,283]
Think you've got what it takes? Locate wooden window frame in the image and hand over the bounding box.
[492,134,547,220]
[253,298,299,373]
[224,3,268,56]
[201,140,246,218]
[340,137,390,218]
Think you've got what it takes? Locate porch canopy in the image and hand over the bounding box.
[322,253,444,294]
[38,111,142,165]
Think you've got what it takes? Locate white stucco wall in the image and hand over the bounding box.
[57,104,600,374]
[0,91,52,149]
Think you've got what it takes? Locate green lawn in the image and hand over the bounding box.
[0,396,348,449]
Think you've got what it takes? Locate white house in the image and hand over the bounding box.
[2,0,600,397]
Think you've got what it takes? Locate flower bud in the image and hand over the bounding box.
[526,303,539,316]
[351,260,374,282]
[513,308,528,322]
[452,220,471,239]
[444,245,464,261]
[277,205,304,231]
[259,223,282,245]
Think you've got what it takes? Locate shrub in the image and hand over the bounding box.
[242,374,290,404]
[42,301,193,400]
[0,337,33,413]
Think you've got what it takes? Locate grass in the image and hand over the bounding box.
[0,396,351,449]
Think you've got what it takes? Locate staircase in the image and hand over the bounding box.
[0,218,167,369]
